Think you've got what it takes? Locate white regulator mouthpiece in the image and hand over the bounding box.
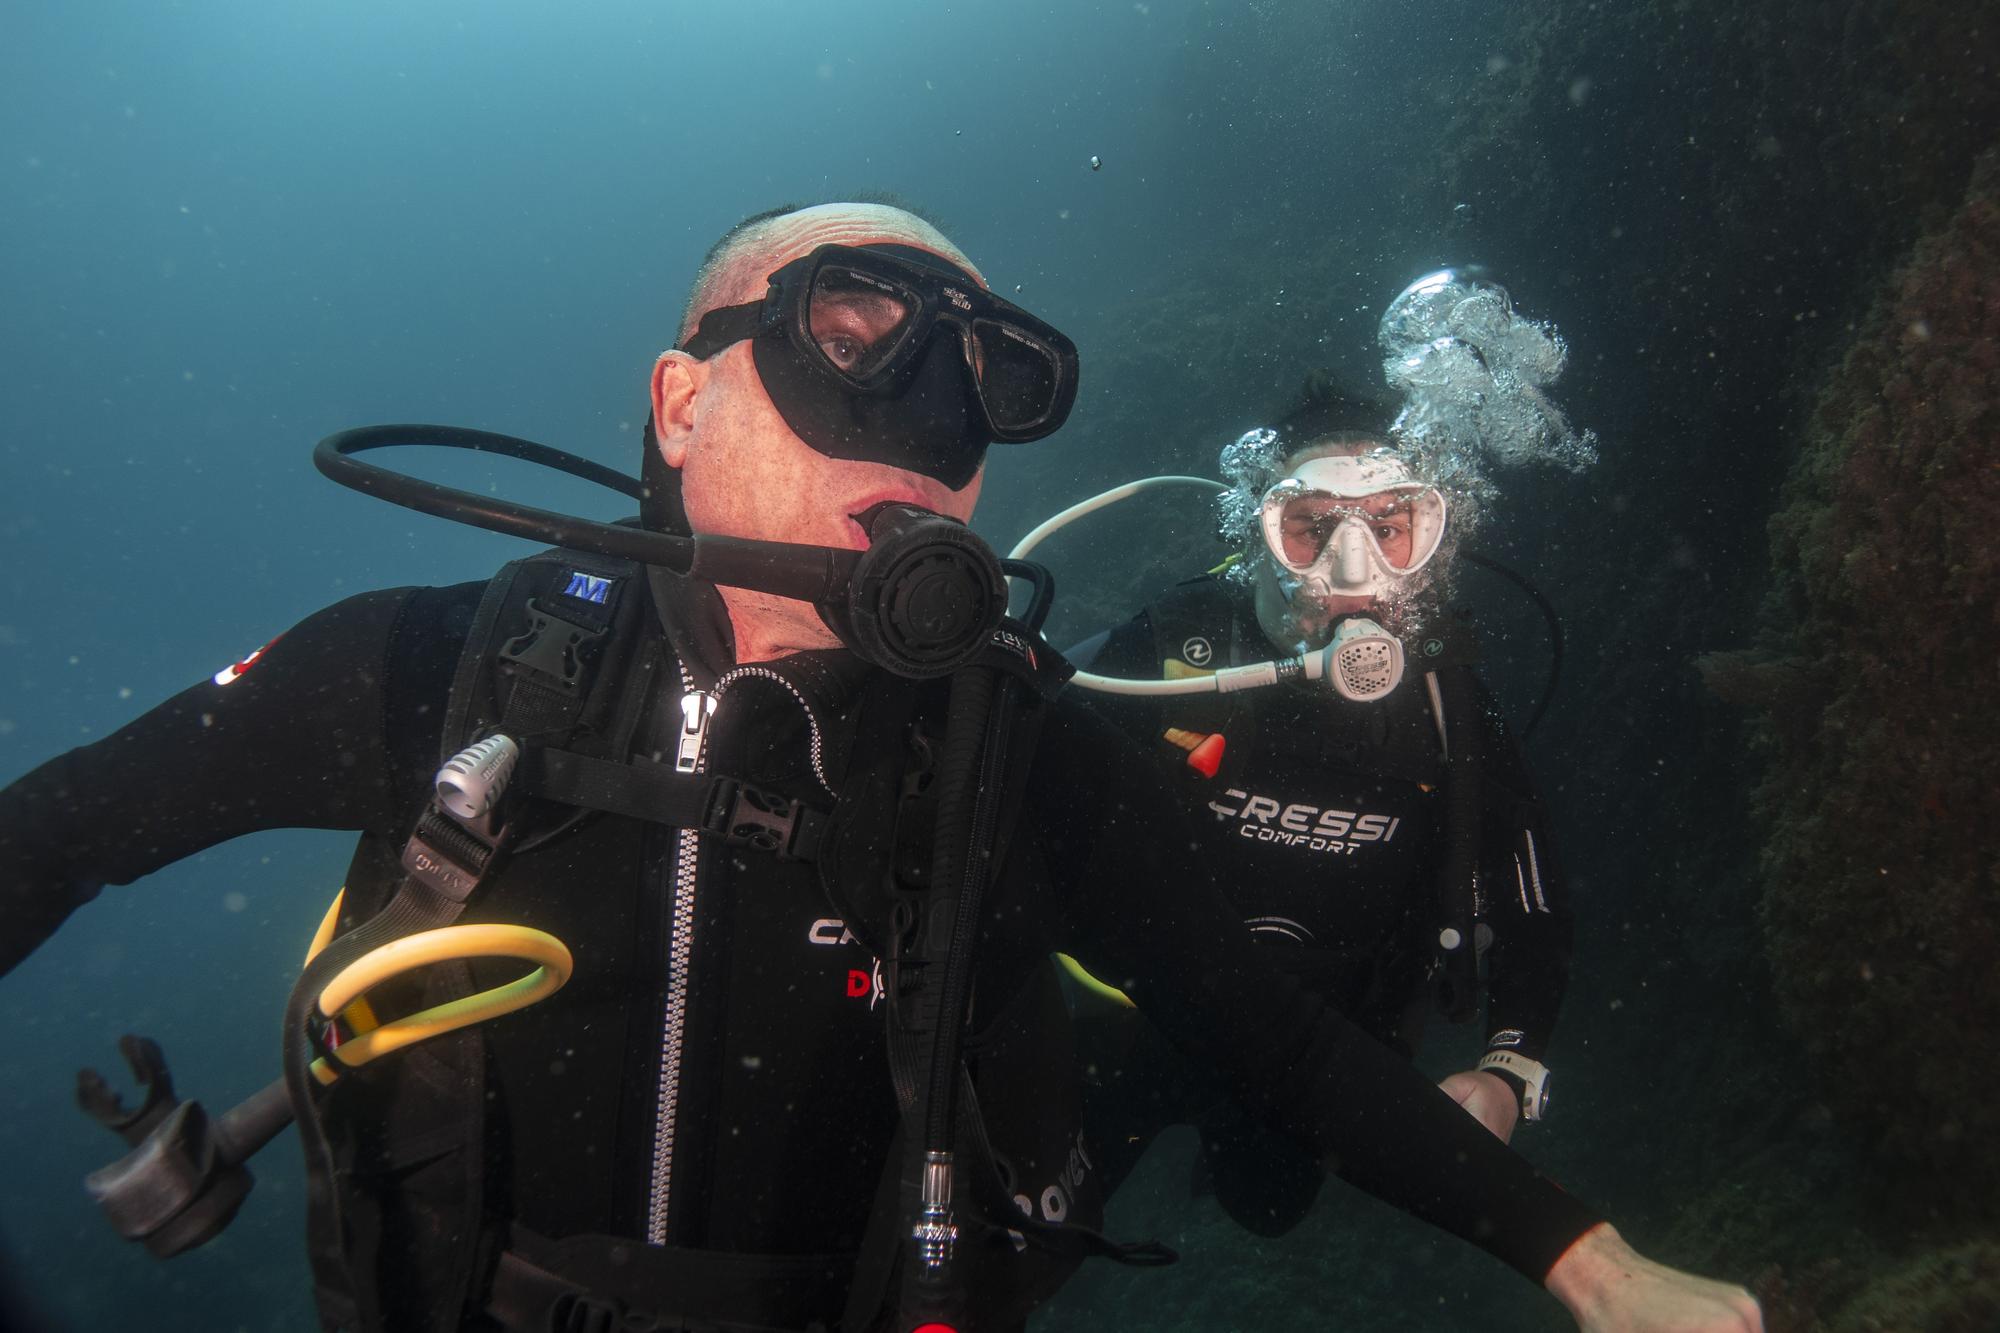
[436,734,521,822]
[1306,616,1406,703]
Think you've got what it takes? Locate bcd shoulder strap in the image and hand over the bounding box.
[295,548,654,1333]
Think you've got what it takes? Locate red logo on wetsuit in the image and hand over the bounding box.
[810,918,885,1008]
[212,636,282,687]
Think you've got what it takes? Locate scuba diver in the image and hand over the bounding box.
[1045,370,1571,1242]
[0,204,1761,1333]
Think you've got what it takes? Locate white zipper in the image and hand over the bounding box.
[710,664,838,796]
[675,688,716,775]
[643,659,832,1245]
[647,663,708,1245]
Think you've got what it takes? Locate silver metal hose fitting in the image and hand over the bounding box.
[435,734,520,822]
[912,1150,959,1272]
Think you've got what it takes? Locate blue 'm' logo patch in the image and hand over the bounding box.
[563,571,613,604]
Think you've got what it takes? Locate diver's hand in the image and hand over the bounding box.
[1437,1068,1519,1143]
[1546,1223,1763,1332]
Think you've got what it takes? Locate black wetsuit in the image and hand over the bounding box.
[1073,575,1571,1236]
[0,567,1595,1330]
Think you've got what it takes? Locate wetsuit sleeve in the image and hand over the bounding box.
[1471,679,1573,1068]
[1030,694,1603,1282]
[0,584,479,977]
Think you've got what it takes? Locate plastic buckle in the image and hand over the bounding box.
[702,778,817,860]
[549,1291,623,1333]
[400,806,504,903]
[497,600,607,695]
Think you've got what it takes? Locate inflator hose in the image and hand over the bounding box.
[921,665,1009,1147]
[1461,550,1564,739]
[882,662,1019,1331]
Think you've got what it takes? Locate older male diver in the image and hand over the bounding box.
[0,205,1760,1332]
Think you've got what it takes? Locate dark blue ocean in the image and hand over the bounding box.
[4,2,1994,1329]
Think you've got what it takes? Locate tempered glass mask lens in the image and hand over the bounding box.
[1277,494,1424,570]
[807,265,919,381]
[971,318,1060,432]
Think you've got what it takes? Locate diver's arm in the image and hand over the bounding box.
[1481,820,1572,1058]
[1437,1067,1523,1143]
[1034,700,1763,1326]
[1032,695,1602,1283]
[1473,826,1570,1136]
[1471,676,1573,1085]
[0,584,472,977]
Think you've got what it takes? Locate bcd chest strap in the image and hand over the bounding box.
[487,1223,849,1333]
[519,749,826,861]
[397,559,838,893]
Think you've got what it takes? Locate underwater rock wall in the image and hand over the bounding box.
[1755,148,2000,1204]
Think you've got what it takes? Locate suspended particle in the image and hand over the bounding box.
[1089,155,1102,171]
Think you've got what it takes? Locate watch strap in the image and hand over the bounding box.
[1477,1049,1550,1122]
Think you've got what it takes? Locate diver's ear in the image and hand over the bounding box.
[651,351,702,467]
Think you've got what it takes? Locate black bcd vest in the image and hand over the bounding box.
[295,549,1121,1333]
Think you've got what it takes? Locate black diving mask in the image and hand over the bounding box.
[679,243,1080,490]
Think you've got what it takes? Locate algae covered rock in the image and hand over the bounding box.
[1830,1239,2000,1333]
[1755,149,2000,1207]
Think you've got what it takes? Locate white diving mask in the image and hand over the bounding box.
[1257,451,1447,602]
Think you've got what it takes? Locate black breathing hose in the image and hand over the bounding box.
[314,425,858,603]
[315,424,1026,679]
[921,666,1009,1149]
[1460,549,1565,739]
[888,662,1017,1330]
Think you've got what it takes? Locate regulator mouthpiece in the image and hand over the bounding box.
[1307,616,1406,702]
[436,734,520,822]
[824,503,1008,679]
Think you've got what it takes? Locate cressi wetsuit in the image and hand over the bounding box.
[1072,574,1571,1237]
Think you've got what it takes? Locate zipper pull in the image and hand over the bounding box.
[675,690,716,774]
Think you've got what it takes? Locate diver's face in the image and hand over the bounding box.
[664,323,983,555]
[651,206,987,654]
[660,207,986,554]
[1277,490,1417,622]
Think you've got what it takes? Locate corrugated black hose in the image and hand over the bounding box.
[890,661,1016,1328]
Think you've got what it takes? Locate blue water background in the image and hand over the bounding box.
[2,2,1775,1328]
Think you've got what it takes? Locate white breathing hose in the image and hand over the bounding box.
[1007,475,1223,562]
[1007,476,1311,698]
[1073,655,1326,697]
